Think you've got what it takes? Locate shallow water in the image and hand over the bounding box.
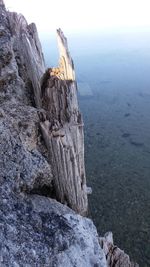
[42,30,150,266]
[79,92,150,266]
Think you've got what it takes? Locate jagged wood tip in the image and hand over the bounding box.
[56,28,75,81]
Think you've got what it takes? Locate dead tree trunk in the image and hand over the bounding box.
[40,29,88,215]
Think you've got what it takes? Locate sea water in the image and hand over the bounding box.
[41,29,150,266]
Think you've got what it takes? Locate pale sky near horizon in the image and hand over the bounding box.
[4,0,150,35]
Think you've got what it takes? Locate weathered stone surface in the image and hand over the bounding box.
[41,30,88,216]
[0,1,138,266]
[0,189,107,267]
[7,11,45,107]
[0,2,106,266]
[99,232,139,267]
[0,0,4,6]
[0,104,52,192]
[0,2,52,193]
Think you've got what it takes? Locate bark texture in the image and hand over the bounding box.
[40,29,88,215]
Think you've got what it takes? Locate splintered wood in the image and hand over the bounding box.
[40,29,88,215]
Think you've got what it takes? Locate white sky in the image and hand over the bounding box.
[4,0,150,35]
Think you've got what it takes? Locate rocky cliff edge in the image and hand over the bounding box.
[0,1,138,266]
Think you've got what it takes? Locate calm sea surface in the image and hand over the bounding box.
[41,30,150,266]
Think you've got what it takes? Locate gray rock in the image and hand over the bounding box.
[0,2,107,266]
[0,189,107,267]
[0,1,52,193]
[7,12,45,107]
[0,1,138,266]
[99,232,139,267]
